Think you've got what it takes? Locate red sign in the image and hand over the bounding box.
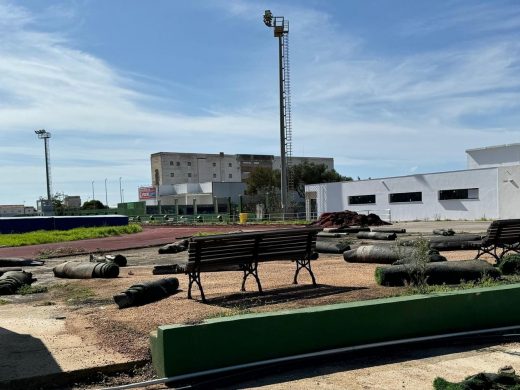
[139,186,156,200]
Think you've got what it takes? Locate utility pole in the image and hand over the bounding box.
[92,180,95,201]
[105,178,108,207]
[263,10,293,213]
[119,177,123,203]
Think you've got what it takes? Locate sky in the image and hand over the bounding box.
[1,0,520,207]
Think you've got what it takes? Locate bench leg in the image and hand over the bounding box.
[475,245,500,263]
[294,259,317,286]
[188,271,206,302]
[241,262,262,293]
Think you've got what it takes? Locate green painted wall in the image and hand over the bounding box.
[150,284,520,377]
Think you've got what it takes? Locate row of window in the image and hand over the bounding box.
[169,172,233,179]
[348,188,479,205]
[169,161,233,168]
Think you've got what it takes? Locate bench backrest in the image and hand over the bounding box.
[483,219,520,246]
[187,227,322,271]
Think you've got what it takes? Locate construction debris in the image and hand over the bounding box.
[432,228,455,236]
[53,261,119,279]
[310,210,391,229]
[0,267,22,276]
[371,228,406,234]
[113,278,180,309]
[0,271,36,295]
[158,239,189,254]
[90,254,127,267]
[315,241,351,254]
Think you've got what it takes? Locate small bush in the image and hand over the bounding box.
[499,254,520,275]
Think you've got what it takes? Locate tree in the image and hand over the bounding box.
[39,192,66,215]
[245,167,281,195]
[81,200,107,210]
[291,162,352,198]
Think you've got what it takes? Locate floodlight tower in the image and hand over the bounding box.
[35,129,52,201]
[263,10,293,213]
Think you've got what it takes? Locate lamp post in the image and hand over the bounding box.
[91,180,95,200]
[34,129,52,202]
[105,178,108,207]
[119,177,123,203]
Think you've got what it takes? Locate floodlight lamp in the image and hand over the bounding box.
[263,10,273,27]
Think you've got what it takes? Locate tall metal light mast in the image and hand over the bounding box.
[263,10,293,212]
[35,129,52,201]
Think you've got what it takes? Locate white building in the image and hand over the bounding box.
[305,144,520,221]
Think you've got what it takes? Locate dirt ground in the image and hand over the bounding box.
[0,221,511,389]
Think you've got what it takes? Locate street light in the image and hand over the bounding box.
[105,178,108,207]
[91,180,95,200]
[119,177,123,203]
[34,129,52,202]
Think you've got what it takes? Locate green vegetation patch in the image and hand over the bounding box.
[0,224,142,247]
[499,254,520,275]
[16,285,48,295]
[0,299,9,305]
[50,283,96,305]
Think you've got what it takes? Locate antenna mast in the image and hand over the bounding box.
[263,10,293,212]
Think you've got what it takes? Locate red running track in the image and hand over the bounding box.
[0,225,300,258]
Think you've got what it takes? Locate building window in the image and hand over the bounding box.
[213,173,217,178]
[389,192,422,203]
[212,162,216,167]
[187,161,191,167]
[170,173,174,177]
[187,173,191,178]
[229,173,232,179]
[228,163,232,167]
[348,195,376,205]
[176,162,180,166]
[169,161,173,166]
[439,188,479,200]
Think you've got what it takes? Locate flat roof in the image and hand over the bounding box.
[465,143,520,153]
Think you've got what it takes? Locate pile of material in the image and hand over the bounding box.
[53,261,119,279]
[375,259,500,286]
[311,210,391,229]
[356,232,397,241]
[315,240,351,254]
[0,271,36,295]
[113,278,179,309]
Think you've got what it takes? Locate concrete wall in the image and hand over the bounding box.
[306,167,500,221]
[498,165,520,218]
[467,144,520,169]
[151,284,520,377]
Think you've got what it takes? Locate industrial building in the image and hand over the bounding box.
[144,152,334,207]
[150,152,334,186]
[305,144,520,222]
[0,205,37,217]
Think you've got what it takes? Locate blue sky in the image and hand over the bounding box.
[1,0,520,207]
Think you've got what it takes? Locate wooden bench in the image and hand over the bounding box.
[176,227,322,301]
[472,219,520,262]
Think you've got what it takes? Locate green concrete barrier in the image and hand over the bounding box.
[150,284,520,377]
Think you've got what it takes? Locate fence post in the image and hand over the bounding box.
[174,199,178,216]
[193,198,197,216]
[213,196,218,214]
[238,195,243,214]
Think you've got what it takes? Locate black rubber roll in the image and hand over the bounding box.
[90,254,127,267]
[158,239,189,254]
[53,261,119,279]
[371,228,407,234]
[375,260,501,286]
[432,229,455,236]
[429,240,481,251]
[0,271,36,295]
[344,245,446,264]
[315,241,351,254]
[113,277,180,309]
[0,267,22,276]
[0,258,44,267]
[428,234,482,243]
[356,232,397,241]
